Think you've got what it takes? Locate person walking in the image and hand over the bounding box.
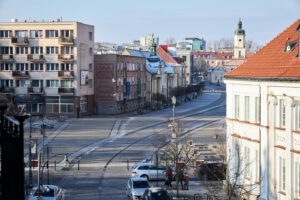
[175,169,184,190]
[183,174,189,190]
[165,166,173,189]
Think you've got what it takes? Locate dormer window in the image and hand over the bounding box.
[285,40,297,52]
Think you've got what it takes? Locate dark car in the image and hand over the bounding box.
[142,187,172,200]
[196,162,226,181]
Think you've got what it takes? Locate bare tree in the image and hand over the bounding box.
[201,142,261,200]
[165,37,176,45]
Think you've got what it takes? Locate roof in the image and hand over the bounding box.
[193,51,233,59]
[124,48,151,58]
[157,45,179,65]
[225,19,300,79]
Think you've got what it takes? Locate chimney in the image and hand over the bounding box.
[297,23,300,58]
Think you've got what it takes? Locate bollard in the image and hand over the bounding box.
[78,160,80,170]
[64,154,69,168]
[127,160,129,171]
[54,160,56,171]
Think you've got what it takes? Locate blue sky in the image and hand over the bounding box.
[0,0,299,46]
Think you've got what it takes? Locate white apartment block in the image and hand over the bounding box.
[225,19,300,200]
[0,20,94,116]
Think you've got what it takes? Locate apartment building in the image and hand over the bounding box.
[0,20,94,116]
[94,54,147,114]
[224,19,300,200]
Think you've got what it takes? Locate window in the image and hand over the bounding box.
[279,157,286,191]
[235,95,240,119]
[279,99,286,128]
[61,63,73,71]
[46,80,59,88]
[46,96,74,114]
[255,150,259,182]
[80,96,87,112]
[255,97,261,123]
[30,47,43,54]
[0,46,13,54]
[45,30,58,38]
[0,63,13,71]
[30,103,43,113]
[60,80,72,88]
[89,32,93,41]
[295,161,300,198]
[31,80,43,87]
[89,64,93,72]
[16,63,28,71]
[30,63,43,71]
[46,46,59,54]
[0,30,12,38]
[60,30,73,38]
[46,63,59,71]
[244,147,250,178]
[16,80,28,87]
[16,47,28,54]
[244,96,250,121]
[0,79,13,87]
[89,48,93,56]
[295,101,300,131]
[29,30,43,38]
[15,30,27,38]
[60,46,73,54]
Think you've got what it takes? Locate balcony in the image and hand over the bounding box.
[0,54,14,63]
[27,87,43,94]
[0,87,15,93]
[11,37,29,46]
[27,54,45,63]
[12,71,29,78]
[58,54,74,62]
[58,71,74,79]
[58,87,74,95]
[59,37,74,45]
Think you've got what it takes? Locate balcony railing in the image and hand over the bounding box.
[58,71,74,79]
[27,54,45,63]
[58,87,74,94]
[0,54,14,63]
[0,87,15,93]
[58,54,74,62]
[12,71,29,78]
[11,37,29,46]
[59,37,74,44]
[27,87,43,94]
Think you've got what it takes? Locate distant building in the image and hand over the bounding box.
[233,19,246,59]
[94,54,146,114]
[176,48,193,85]
[207,66,228,85]
[0,20,94,116]
[140,34,159,49]
[225,19,300,200]
[176,37,206,51]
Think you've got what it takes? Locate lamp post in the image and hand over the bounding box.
[28,114,33,187]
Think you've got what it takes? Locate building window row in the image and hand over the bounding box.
[0,30,74,38]
[46,96,74,114]
[0,46,74,55]
[234,95,261,123]
[0,63,73,71]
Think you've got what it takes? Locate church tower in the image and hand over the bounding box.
[234,19,246,59]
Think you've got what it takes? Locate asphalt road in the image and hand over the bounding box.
[25,92,226,199]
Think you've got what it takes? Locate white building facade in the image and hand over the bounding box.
[225,19,300,200]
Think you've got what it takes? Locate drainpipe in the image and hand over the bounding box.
[297,23,300,57]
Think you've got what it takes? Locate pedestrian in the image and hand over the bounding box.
[175,169,184,190]
[164,166,173,189]
[183,174,189,190]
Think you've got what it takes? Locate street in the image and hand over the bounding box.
[24,92,226,199]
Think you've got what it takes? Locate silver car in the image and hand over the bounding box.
[126,177,150,200]
[131,163,166,180]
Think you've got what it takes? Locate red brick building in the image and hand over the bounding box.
[94,54,146,114]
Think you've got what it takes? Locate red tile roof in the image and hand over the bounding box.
[225,19,300,79]
[157,45,179,64]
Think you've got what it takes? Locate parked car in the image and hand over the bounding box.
[28,185,64,200]
[142,187,172,200]
[131,163,166,180]
[195,161,226,181]
[126,177,150,200]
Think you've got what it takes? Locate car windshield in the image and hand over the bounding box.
[133,181,150,188]
[34,187,55,197]
[151,191,170,200]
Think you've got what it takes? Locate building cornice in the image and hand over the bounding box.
[226,118,268,128]
[231,133,260,143]
[224,76,300,82]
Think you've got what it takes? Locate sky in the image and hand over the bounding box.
[0,0,299,46]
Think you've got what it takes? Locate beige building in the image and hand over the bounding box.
[0,20,94,116]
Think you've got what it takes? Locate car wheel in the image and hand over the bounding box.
[141,174,149,180]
